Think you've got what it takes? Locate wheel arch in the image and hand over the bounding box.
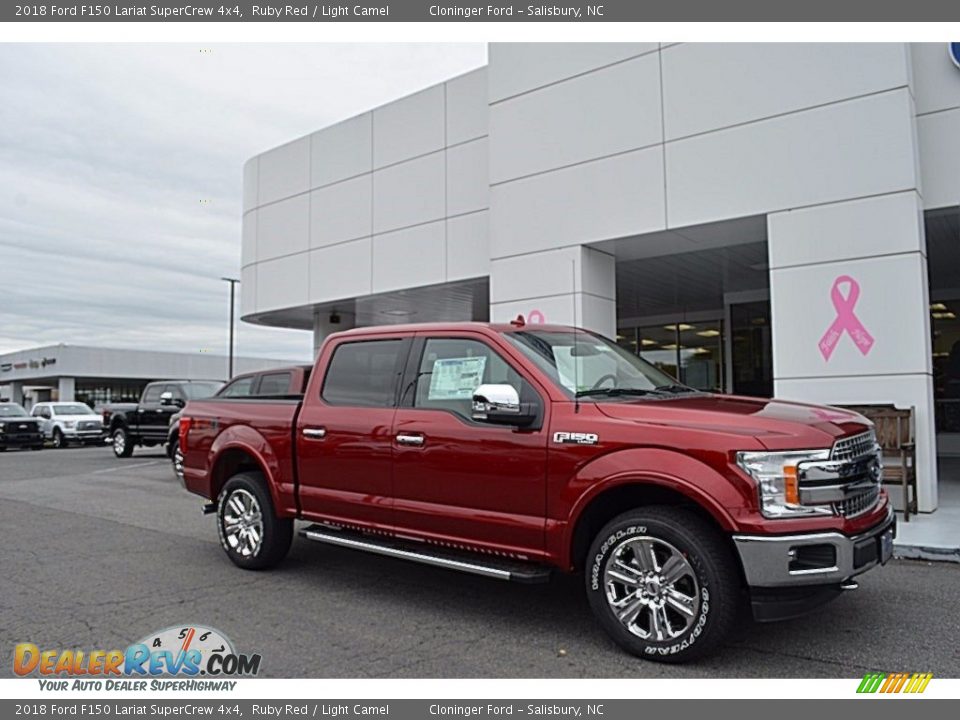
[207,429,286,515]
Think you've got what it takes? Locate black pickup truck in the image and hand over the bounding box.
[102,380,222,458]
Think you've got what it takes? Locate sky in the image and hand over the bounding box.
[0,43,487,360]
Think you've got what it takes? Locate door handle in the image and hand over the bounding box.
[395,433,425,447]
[302,427,327,440]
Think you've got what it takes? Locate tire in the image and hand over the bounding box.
[170,438,184,482]
[52,428,65,449]
[216,471,293,571]
[112,427,134,458]
[585,506,740,663]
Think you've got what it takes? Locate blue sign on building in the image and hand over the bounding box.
[951,43,960,70]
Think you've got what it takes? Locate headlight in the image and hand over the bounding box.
[0,422,5,432]
[63,421,76,428]
[736,449,833,519]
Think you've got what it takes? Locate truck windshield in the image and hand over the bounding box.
[53,404,94,415]
[503,329,696,399]
[0,404,28,417]
[183,382,224,399]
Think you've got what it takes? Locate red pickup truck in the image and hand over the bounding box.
[180,321,895,662]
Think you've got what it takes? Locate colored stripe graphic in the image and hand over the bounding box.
[858,672,932,694]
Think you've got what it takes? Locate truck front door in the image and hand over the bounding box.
[390,334,549,560]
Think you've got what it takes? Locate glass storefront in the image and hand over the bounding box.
[76,380,148,409]
[932,299,960,435]
[617,320,725,393]
[617,302,772,397]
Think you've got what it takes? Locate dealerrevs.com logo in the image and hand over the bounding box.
[14,625,261,690]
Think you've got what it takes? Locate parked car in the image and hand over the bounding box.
[102,380,222,459]
[31,402,105,448]
[167,366,310,480]
[178,321,894,662]
[0,402,44,451]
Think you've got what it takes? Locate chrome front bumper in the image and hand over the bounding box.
[733,507,896,588]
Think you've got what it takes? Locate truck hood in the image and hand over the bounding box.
[54,415,103,423]
[594,393,869,450]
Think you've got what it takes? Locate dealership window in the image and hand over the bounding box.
[617,321,724,393]
[932,299,960,434]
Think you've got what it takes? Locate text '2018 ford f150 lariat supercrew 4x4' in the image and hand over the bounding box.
[178,321,895,662]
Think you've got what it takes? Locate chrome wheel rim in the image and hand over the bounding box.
[222,489,263,557]
[53,432,62,448]
[603,536,700,642]
[113,431,125,454]
[173,443,184,481]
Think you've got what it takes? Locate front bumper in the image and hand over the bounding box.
[732,506,896,588]
[0,432,44,448]
[63,429,106,441]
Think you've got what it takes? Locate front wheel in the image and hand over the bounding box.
[217,472,293,570]
[112,427,134,458]
[585,506,740,663]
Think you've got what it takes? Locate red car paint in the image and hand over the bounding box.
[180,322,890,572]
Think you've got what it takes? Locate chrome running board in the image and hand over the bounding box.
[299,524,551,584]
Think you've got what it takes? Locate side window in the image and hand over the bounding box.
[220,377,255,398]
[256,372,291,396]
[42,408,52,419]
[322,340,405,408]
[142,385,162,404]
[165,384,185,402]
[413,338,532,421]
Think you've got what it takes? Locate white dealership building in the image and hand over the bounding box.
[239,43,960,515]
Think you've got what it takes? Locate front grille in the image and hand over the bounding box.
[831,430,876,462]
[78,421,101,431]
[833,484,881,518]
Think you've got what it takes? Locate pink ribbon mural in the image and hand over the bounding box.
[527,309,546,324]
[818,275,875,361]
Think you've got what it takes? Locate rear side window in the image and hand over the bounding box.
[142,385,162,403]
[322,340,405,407]
[257,372,291,396]
[220,377,255,398]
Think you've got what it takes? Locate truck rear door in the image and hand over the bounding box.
[295,335,410,531]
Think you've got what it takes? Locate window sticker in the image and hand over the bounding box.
[428,356,487,400]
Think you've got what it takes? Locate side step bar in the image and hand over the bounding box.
[299,524,551,584]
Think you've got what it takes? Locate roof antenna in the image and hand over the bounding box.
[572,258,580,414]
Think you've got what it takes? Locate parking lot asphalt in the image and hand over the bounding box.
[1,446,959,678]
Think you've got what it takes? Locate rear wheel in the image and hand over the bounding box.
[170,438,184,481]
[112,427,134,458]
[217,472,293,570]
[52,428,65,449]
[585,506,740,663]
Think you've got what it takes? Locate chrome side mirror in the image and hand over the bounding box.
[472,384,537,427]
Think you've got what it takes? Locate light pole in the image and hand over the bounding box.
[221,277,240,379]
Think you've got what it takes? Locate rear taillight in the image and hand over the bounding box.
[179,417,192,453]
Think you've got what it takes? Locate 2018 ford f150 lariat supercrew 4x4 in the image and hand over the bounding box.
[178,321,895,662]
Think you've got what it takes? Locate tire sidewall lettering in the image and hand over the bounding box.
[590,523,711,656]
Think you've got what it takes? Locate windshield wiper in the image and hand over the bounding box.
[575,388,660,399]
[654,384,699,394]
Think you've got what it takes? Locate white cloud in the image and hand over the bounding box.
[0,43,487,360]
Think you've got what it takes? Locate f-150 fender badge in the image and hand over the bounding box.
[553,431,599,445]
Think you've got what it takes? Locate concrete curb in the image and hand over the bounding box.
[893,542,960,564]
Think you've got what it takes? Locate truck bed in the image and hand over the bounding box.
[179,396,303,514]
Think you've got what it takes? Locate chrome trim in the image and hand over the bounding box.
[732,506,895,587]
[301,528,513,581]
[831,430,877,462]
[301,427,326,440]
[396,433,425,446]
